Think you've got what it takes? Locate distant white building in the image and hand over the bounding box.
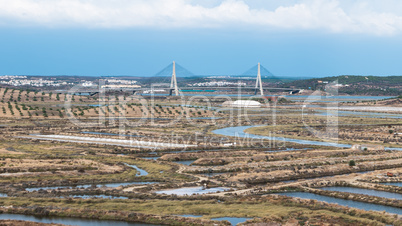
[331,84,349,87]
[351,144,384,151]
[81,81,95,87]
[190,81,246,87]
[143,89,165,94]
[101,84,141,89]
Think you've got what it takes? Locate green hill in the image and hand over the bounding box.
[282,75,402,96]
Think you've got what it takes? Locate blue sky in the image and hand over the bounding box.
[1,0,402,77]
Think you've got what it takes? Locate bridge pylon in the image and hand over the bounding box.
[255,63,264,96]
[170,61,179,96]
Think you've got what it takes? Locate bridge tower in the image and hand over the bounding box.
[255,63,264,96]
[170,61,179,96]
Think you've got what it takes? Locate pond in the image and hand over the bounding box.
[81,131,142,137]
[213,125,351,148]
[199,172,227,177]
[285,95,395,102]
[142,156,160,160]
[173,160,196,166]
[155,186,229,196]
[277,192,402,215]
[0,213,157,226]
[211,217,252,225]
[178,215,252,225]
[315,109,402,119]
[265,148,311,153]
[213,125,402,151]
[25,134,196,149]
[319,187,402,200]
[189,117,222,120]
[70,195,128,199]
[26,182,157,192]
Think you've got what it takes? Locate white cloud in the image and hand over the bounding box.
[0,0,402,35]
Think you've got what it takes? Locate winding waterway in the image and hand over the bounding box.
[124,164,148,176]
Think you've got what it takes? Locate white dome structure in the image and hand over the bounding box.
[222,100,262,108]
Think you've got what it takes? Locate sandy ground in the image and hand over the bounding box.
[0,148,24,155]
[0,220,63,226]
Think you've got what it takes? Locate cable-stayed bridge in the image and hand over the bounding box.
[154,62,194,78]
[76,62,301,96]
[164,61,301,96]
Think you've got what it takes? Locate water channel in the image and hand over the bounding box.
[124,163,148,176]
[382,182,402,187]
[319,187,402,200]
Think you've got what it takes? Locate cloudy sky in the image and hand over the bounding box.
[1,0,402,77]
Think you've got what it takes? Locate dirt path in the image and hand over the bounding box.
[176,164,218,183]
[122,185,149,192]
[122,163,216,193]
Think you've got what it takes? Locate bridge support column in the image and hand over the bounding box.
[255,63,264,96]
[170,61,179,96]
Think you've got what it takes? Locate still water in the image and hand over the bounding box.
[213,125,402,151]
[213,125,351,148]
[382,182,402,187]
[277,192,402,215]
[26,182,156,192]
[178,215,251,225]
[155,186,228,196]
[173,160,196,166]
[0,213,158,226]
[71,195,128,199]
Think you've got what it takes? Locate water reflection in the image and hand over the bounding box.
[155,186,228,196]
